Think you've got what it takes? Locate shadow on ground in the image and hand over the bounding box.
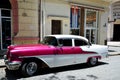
[4,61,108,80]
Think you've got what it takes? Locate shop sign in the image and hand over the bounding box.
[112,1,120,19]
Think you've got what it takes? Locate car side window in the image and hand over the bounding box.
[58,39,72,46]
[75,39,88,46]
[43,37,58,46]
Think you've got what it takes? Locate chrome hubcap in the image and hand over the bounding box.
[90,57,97,65]
[26,62,37,75]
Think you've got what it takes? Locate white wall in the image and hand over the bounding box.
[99,11,108,45]
[43,1,70,35]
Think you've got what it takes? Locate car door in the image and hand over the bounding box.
[74,39,90,64]
[54,39,75,67]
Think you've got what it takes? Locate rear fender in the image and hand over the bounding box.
[87,56,101,63]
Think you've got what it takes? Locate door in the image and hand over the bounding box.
[113,24,120,41]
[1,18,11,49]
[85,9,98,44]
[74,39,90,64]
[52,20,61,34]
[55,39,75,67]
[0,9,11,50]
[86,29,96,44]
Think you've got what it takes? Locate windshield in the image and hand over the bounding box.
[42,36,58,46]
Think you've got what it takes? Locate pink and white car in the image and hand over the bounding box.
[4,35,108,76]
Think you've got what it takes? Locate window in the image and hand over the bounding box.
[86,10,97,28]
[43,37,58,46]
[0,9,11,49]
[58,39,72,46]
[75,39,88,46]
[1,10,11,17]
[70,6,81,35]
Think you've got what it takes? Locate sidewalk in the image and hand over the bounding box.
[0,50,6,67]
[107,42,120,47]
[0,59,5,67]
[108,44,120,56]
[108,52,120,56]
[0,55,5,67]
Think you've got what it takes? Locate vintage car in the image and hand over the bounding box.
[4,35,108,76]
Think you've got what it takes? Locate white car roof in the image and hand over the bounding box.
[45,35,88,42]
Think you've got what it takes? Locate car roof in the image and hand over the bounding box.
[45,35,88,41]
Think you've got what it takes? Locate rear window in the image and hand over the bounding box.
[75,39,88,46]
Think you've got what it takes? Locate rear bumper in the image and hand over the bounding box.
[4,55,21,70]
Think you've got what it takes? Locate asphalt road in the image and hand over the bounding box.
[0,55,120,80]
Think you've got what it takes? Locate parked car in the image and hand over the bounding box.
[4,35,108,76]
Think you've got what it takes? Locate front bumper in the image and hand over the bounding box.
[4,55,22,70]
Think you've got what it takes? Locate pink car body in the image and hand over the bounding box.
[4,35,108,76]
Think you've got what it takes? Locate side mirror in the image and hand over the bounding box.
[87,42,92,48]
[89,42,92,46]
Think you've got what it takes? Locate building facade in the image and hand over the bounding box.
[0,0,110,50]
[107,0,120,42]
[41,0,109,45]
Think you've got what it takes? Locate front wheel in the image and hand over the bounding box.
[88,57,98,66]
[21,61,38,77]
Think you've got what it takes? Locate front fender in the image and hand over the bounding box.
[20,55,55,68]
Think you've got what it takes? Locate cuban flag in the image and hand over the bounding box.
[71,6,79,29]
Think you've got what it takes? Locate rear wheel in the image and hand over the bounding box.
[21,61,38,76]
[88,57,98,66]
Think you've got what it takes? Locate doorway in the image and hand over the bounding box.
[0,0,11,50]
[86,29,96,44]
[52,20,61,34]
[0,9,11,49]
[85,9,98,44]
[113,24,120,41]
[1,18,11,49]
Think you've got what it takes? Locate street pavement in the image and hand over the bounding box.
[17,55,120,80]
[0,54,120,80]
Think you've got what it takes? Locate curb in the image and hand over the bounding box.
[108,53,120,56]
[108,45,120,47]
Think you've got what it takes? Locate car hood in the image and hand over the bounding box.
[8,44,50,50]
[8,44,56,56]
